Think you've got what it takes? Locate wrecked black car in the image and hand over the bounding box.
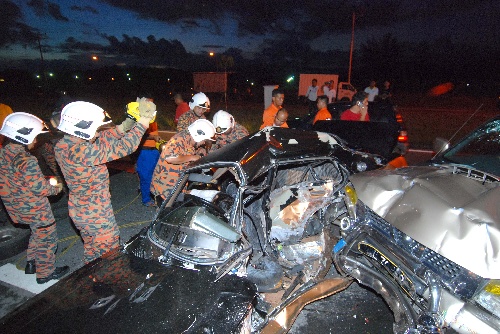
[1,128,382,333]
[343,116,500,333]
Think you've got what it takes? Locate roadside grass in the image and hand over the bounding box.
[2,92,497,150]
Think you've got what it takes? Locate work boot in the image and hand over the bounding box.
[25,260,36,274]
[36,266,70,284]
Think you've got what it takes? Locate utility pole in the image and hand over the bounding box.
[37,34,47,89]
[348,11,355,84]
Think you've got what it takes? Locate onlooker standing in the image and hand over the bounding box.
[177,92,210,132]
[378,80,392,101]
[322,81,330,96]
[261,88,284,129]
[326,81,336,103]
[132,97,161,207]
[211,110,249,152]
[0,112,68,284]
[55,101,155,264]
[364,80,379,102]
[313,95,332,125]
[151,119,215,205]
[305,79,320,115]
[340,91,370,122]
[173,93,190,124]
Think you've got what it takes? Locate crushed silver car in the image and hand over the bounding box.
[340,116,500,333]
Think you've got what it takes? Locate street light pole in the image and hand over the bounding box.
[348,11,355,84]
[37,34,47,89]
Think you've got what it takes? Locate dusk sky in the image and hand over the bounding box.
[0,0,498,68]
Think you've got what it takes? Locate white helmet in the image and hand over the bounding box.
[58,101,112,140]
[189,92,210,110]
[188,119,216,143]
[0,112,48,145]
[212,110,234,134]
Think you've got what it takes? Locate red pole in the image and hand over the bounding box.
[348,11,355,84]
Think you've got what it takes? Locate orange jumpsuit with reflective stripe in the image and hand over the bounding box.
[54,124,146,263]
[0,142,61,278]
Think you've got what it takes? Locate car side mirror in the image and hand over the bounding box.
[433,137,450,155]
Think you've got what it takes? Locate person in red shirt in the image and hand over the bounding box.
[313,95,332,125]
[173,93,190,124]
[260,88,284,129]
[340,91,370,122]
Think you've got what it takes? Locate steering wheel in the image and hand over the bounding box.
[184,194,227,217]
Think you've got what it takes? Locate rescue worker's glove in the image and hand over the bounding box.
[126,101,141,122]
[155,139,167,152]
[137,97,157,123]
[121,118,136,132]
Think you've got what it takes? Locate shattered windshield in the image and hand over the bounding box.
[442,118,500,176]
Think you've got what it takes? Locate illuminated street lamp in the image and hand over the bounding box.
[209,52,214,57]
[92,55,98,61]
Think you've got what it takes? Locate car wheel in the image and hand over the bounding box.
[0,223,31,261]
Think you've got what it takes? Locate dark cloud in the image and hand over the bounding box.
[70,5,99,15]
[0,0,39,47]
[202,45,224,49]
[60,37,106,53]
[100,0,496,40]
[28,0,69,21]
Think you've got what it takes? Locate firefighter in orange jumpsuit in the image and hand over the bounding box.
[0,112,67,284]
[54,101,156,263]
[210,110,249,152]
[151,119,216,205]
[176,92,210,132]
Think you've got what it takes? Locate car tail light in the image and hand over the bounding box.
[396,113,404,123]
[398,130,408,143]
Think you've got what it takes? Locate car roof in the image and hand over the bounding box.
[189,127,340,183]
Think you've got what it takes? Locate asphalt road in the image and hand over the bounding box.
[0,149,432,333]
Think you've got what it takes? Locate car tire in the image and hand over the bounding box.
[0,223,31,261]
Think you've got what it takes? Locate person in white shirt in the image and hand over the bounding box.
[364,80,379,102]
[326,81,336,103]
[305,79,320,115]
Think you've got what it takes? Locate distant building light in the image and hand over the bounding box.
[126,73,130,76]
[92,56,98,61]
[75,75,79,79]
[111,77,115,81]
[35,75,40,79]
[88,77,92,80]
[128,78,131,81]
[209,52,214,57]
[48,73,54,77]
[287,76,294,83]
[0,78,4,82]
[251,82,254,86]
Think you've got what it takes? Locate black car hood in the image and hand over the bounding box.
[0,249,256,333]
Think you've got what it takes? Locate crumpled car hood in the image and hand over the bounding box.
[350,166,500,278]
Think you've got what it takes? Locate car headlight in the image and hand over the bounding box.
[473,280,500,317]
[355,161,368,172]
